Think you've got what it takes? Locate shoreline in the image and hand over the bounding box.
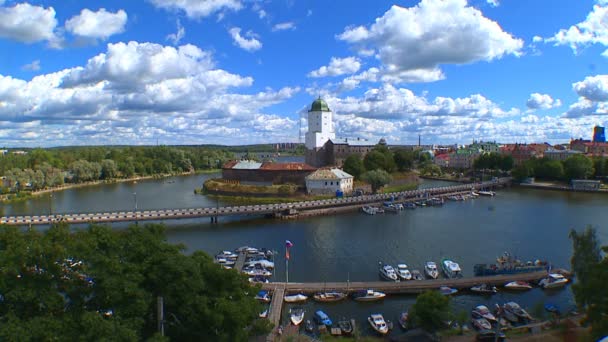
[515,182,608,194]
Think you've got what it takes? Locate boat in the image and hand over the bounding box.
[254,290,271,303]
[242,267,272,278]
[290,307,305,325]
[259,308,268,318]
[411,270,424,280]
[216,250,238,260]
[471,317,492,330]
[313,310,332,326]
[214,256,236,266]
[396,264,412,280]
[304,319,314,333]
[337,319,353,335]
[504,281,533,290]
[439,286,458,296]
[403,202,416,209]
[284,293,308,303]
[383,202,400,212]
[398,312,409,329]
[470,284,497,294]
[245,259,275,269]
[313,291,347,302]
[361,206,376,215]
[375,207,385,214]
[424,261,439,279]
[474,252,547,276]
[352,289,386,301]
[248,275,269,283]
[472,305,497,323]
[503,302,533,322]
[441,258,463,278]
[427,197,444,206]
[539,273,568,289]
[368,314,389,335]
[477,190,495,196]
[379,262,399,281]
[544,303,560,314]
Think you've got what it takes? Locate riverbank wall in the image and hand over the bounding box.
[515,183,608,194]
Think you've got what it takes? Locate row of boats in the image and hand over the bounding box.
[361,190,496,215]
[255,289,386,304]
[378,258,461,281]
[213,246,276,282]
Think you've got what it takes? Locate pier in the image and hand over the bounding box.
[0,178,510,226]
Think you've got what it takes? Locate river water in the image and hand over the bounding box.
[3,173,608,337]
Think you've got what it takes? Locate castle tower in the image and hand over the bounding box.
[305,97,335,166]
[593,125,606,143]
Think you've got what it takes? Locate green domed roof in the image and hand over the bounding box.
[309,97,331,112]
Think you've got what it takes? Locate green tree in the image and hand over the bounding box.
[409,290,451,332]
[512,162,533,182]
[421,164,442,177]
[563,154,594,181]
[393,149,415,172]
[343,154,365,179]
[361,169,392,193]
[100,159,118,180]
[532,158,564,180]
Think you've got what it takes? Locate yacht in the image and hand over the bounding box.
[216,250,238,260]
[539,273,568,289]
[290,307,305,326]
[368,314,389,335]
[477,190,495,196]
[441,258,462,278]
[424,261,439,279]
[352,289,386,302]
[472,305,497,323]
[396,264,412,280]
[284,293,308,303]
[379,263,399,281]
[470,284,497,294]
[504,281,533,290]
[313,291,347,302]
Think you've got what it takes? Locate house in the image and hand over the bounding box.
[544,149,582,161]
[222,160,316,186]
[433,154,450,168]
[449,148,481,169]
[305,169,354,195]
[501,144,536,166]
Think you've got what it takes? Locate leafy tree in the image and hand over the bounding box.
[100,159,118,180]
[474,153,513,171]
[421,164,442,177]
[361,169,392,193]
[499,155,514,171]
[593,157,607,178]
[563,154,594,181]
[409,290,451,332]
[343,155,365,179]
[512,163,533,182]
[393,149,415,171]
[532,158,564,180]
[364,148,396,173]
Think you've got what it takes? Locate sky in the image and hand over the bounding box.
[0,0,608,147]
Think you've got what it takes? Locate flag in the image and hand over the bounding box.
[285,249,290,260]
[285,240,293,248]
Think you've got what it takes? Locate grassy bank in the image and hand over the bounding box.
[202,179,299,197]
[380,182,418,193]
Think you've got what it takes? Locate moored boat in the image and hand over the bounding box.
[352,289,386,301]
[290,307,305,325]
[398,311,409,330]
[411,269,424,280]
[439,286,458,296]
[313,310,332,326]
[284,293,308,303]
[539,273,568,289]
[304,319,314,333]
[254,290,271,303]
[470,284,497,294]
[313,291,347,302]
[337,319,353,335]
[504,302,533,322]
[424,261,439,279]
[379,262,399,281]
[368,314,389,335]
[477,190,495,196]
[396,263,412,280]
[471,317,492,330]
[474,252,547,277]
[361,206,376,215]
[472,305,497,323]
[504,281,533,290]
[403,202,416,209]
[441,258,463,278]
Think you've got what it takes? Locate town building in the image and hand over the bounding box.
[449,148,481,169]
[500,144,537,166]
[571,179,601,191]
[528,143,552,158]
[433,154,450,168]
[222,160,316,186]
[544,149,582,161]
[570,138,590,153]
[469,141,501,153]
[305,168,354,195]
[593,125,606,143]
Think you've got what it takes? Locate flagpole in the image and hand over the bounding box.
[286,244,289,283]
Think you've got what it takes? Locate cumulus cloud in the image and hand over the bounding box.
[545,1,608,54]
[228,27,262,51]
[336,1,522,83]
[21,60,41,71]
[308,57,361,78]
[0,3,58,44]
[572,75,608,102]
[487,0,499,7]
[526,93,561,110]
[272,22,296,31]
[166,19,185,45]
[65,8,127,40]
[258,9,266,19]
[148,0,242,19]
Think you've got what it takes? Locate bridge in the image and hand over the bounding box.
[0,178,510,226]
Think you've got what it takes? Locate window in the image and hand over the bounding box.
[325,182,327,186]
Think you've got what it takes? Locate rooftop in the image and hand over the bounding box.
[309,97,331,112]
[306,168,353,180]
[330,138,375,146]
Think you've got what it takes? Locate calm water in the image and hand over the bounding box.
[2,173,608,336]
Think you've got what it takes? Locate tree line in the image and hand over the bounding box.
[1,146,234,192]
[511,154,606,182]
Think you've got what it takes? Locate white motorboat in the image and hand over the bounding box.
[284,293,308,303]
[216,250,238,260]
[368,314,389,335]
[361,206,376,215]
[504,281,533,290]
[313,291,347,302]
[472,305,497,323]
[352,289,386,301]
[290,307,305,325]
[470,284,497,294]
[379,263,399,281]
[396,264,412,280]
[411,270,424,280]
[215,257,236,267]
[539,273,568,289]
[471,317,492,330]
[424,261,439,279]
[242,267,272,278]
[477,190,495,196]
[245,259,275,269]
[503,302,533,322]
[439,286,458,296]
[441,258,462,278]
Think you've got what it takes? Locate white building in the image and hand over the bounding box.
[544,149,582,161]
[305,168,353,195]
[305,97,336,150]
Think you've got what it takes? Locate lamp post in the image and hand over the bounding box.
[133,192,138,224]
[49,193,53,217]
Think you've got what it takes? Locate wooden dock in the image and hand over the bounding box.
[234,251,247,271]
[265,286,285,342]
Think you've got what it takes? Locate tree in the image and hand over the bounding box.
[343,155,365,179]
[511,163,533,182]
[533,158,564,180]
[361,169,392,193]
[421,164,442,177]
[100,159,118,180]
[569,226,608,340]
[563,155,594,181]
[409,290,451,332]
[393,149,415,172]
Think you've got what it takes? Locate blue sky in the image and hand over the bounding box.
[0,0,607,147]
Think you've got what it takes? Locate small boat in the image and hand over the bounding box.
[337,319,353,335]
[503,302,533,322]
[411,270,424,280]
[471,191,480,197]
[368,314,389,335]
[403,202,416,209]
[361,206,376,215]
[539,273,568,289]
[248,275,269,283]
[214,257,236,266]
[375,207,385,214]
[424,261,439,279]
[284,293,308,303]
[216,250,238,260]
[259,308,268,318]
[504,281,533,290]
[439,286,458,296]
[290,307,305,325]
[472,305,497,323]
[398,311,409,330]
[352,289,386,301]
[313,310,332,326]
[441,258,463,278]
[313,291,347,302]
[254,290,271,303]
[544,303,560,314]
[396,263,412,280]
[379,262,399,281]
[242,268,272,278]
[245,259,275,269]
[470,284,497,294]
[477,190,495,196]
[471,317,492,330]
[304,319,314,333]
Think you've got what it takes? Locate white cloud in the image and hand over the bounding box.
[65,8,127,40]
[148,0,242,18]
[272,22,296,32]
[166,19,185,45]
[308,57,361,78]
[258,9,266,19]
[228,27,262,51]
[545,1,608,53]
[336,1,522,83]
[572,75,608,102]
[21,60,41,71]
[526,93,561,110]
[487,0,499,7]
[0,3,58,43]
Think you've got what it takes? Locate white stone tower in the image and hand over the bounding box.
[305,97,335,150]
